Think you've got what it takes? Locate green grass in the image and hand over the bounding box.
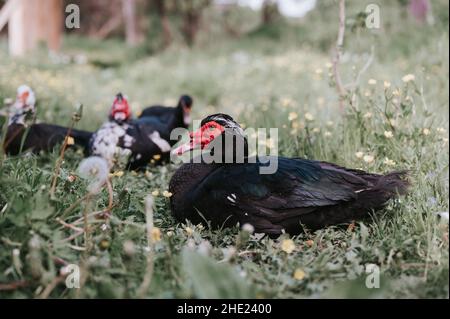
[0,1,448,298]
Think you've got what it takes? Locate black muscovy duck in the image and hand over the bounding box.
[2,85,92,156]
[89,93,174,170]
[138,95,193,129]
[169,113,409,236]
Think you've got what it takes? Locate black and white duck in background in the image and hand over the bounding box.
[89,93,174,170]
[2,85,92,156]
[139,95,193,130]
[169,113,410,236]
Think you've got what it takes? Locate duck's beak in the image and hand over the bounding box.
[172,129,203,156]
[172,121,225,156]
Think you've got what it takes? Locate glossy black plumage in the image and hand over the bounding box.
[4,122,92,155]
[139,95,193,129]
[169,114,409,235]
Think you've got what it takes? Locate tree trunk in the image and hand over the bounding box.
[261,0,279,25]
[8,0,62,56]
[122,0,141,46]
[154,0,172,48]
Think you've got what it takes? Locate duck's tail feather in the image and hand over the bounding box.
[356,170,410,212]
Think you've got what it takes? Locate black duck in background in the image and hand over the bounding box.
[3,85,92,156]
[139,95,193,130]
[89,93,176,170]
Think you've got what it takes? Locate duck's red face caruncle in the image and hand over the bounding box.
[110,95,131,122]
[173,121,225,155]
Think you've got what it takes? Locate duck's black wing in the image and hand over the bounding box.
[139,105,175,124]
[6,123,92,155]
[185,157,406,235]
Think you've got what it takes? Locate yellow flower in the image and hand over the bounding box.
[162,190,173,198]
[436,127,447,134]
[368,79,377,85]
[312,127,320,134]
[315,68,323,75]
[185,227,194,236]
[150,227,161,242]
[288,112,298,121]
[293,268,306,280]
[442,137,449,144]
[325,62,333,68]
[153,154,161,160]
[422,128,430,136]
[389,118,397,127]
[166,231,174,237]
[304,113,314,121]
[326,121,334,127]
[281,239,295,254]
[364,91,371,97]
[66,136,75,145]
[281,98,293,107]
[384,131,394,138]
[363,112,373,119]
[363,155,375,163]
[383,157,396,166]
[151,190,160,196]
[383,81,391,88]
[145,171,153,179]
[112,171,124,177]
[355,151,364,159]
[402,74,415,83]
[324,131,332,137]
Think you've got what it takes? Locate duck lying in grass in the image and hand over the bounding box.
[2,85,92,156]
[169,113,410,236]
[89,93,178,170]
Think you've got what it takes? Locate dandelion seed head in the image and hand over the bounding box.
[77,156,109,194]
[242,223,255,234]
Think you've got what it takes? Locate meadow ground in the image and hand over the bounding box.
[0,1,448,298]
